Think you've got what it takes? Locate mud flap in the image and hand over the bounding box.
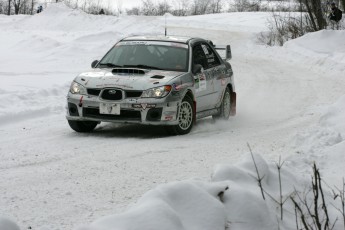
[193,100,197,124]
[230,92,236,116]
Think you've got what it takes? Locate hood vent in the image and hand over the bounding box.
[112,68,145,75]
[151,75,165,79]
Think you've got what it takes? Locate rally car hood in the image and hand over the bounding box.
[74,68,185,90]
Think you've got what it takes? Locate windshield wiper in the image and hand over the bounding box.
[122,64,162,70]
[98,63,123,68]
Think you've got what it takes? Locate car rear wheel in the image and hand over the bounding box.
[166,95,194,135]
[213,87,231,120]
[68,120,98,133]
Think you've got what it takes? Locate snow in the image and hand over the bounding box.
[0,218,20,230]
[0,3,345,230]
[78,181,228,230]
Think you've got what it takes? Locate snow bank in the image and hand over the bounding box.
[77,181,229,230]
[0,217,20,230]
[13,3,118,32]
[283,30,345,75]
[291,94,345,187]
[167,12,269,33]
[78,151,342,230]
[76,154,301,230]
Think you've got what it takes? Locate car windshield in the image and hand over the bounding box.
[98,41,189,72]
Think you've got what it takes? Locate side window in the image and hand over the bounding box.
[201,43,221,68]
[192,44,208,70]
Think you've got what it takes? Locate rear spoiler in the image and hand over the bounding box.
[215,45,232,61]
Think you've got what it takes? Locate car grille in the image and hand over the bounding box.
[87,89,101,96]
[126,91,142,98]
[101,89,123,100]
[87,89,142,99]
[83,107,141,121]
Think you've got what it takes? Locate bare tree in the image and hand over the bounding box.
[341,0,345,10]
[199,0,211,14]
[191,0,199,15]
[234,0,250,12]
[116,0,123,15]
[12,0,22,14]
[209,0,223,13]
[191,0,212,15]
[304,0,327,31]
[157,0,171,15]
[0,1,4,14]
[30,0,36,15]
[126,6,140,15]
[172,0,190,16]
[233,0,261,12]
[141,0,156,15]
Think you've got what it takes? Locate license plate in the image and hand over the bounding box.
[99,103,120,115]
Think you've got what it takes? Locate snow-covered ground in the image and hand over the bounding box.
[0,3,344,230]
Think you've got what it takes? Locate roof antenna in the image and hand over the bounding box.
[165,14,167,36]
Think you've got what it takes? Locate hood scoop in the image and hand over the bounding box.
[112,68,145,75]
[151,75,165,79]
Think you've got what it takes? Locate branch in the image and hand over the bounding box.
[247,143,266,200]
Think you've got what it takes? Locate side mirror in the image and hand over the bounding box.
[192,64,202,74]
[91,60,99,68]
[226,45,232,60]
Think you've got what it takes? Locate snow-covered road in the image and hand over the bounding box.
[1,4,344,230]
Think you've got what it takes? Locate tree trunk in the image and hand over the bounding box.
[14,3,19,14]
[304,0,317,31]
[8,0,11,15]
[14,5,19,14]
[340,0,345,10]
[310,0,326,30]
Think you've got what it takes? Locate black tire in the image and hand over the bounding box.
[166,95,194,135]
[213,87,231,120]
[68,120,98,133]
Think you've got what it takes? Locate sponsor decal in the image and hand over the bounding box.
[172,83,183,91]
[141,103,148,109]
[132,104,142,108]
[195,73,207,93]
[78,96,83,107]
[164,115,173,121]
[221,79,226,86]
[134,104,156,109]
[201,44,209,55]
[118,41,188,49]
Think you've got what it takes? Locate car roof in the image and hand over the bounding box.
[121,35,203,44]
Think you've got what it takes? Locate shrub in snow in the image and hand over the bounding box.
[212,153,299,230]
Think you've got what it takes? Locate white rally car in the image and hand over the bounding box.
[66,35,236,135]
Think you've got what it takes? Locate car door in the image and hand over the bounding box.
[192,42,219,112]
[201,43,227,108]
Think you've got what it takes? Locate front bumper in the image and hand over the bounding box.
[66,93,180,125]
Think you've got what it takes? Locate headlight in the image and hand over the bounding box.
[141,85,172,98]
[70,81,87,95]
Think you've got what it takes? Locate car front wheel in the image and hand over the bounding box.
[68,120,98,133]
[166,95,194,135]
